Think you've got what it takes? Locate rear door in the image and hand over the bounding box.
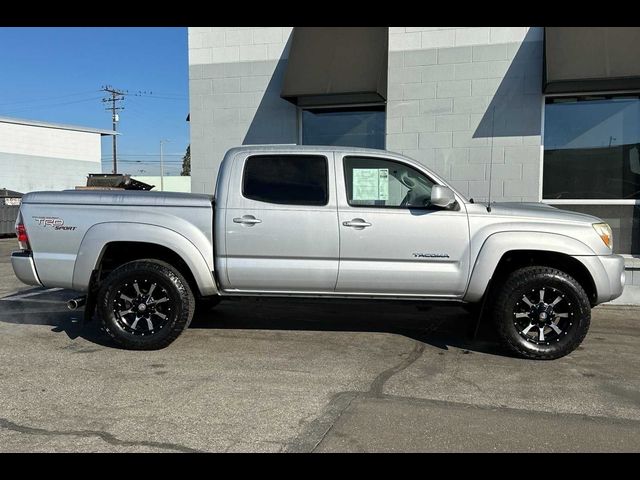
[335,153,470,297]
[221,151,339,292]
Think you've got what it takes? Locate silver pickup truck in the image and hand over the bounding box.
[11,145,625,359]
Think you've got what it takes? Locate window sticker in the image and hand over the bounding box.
[378,168,389,200]
[353,168,389,201]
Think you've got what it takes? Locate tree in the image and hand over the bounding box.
[181,145,191,176]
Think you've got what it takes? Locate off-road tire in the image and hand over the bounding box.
[493,266,591,360]
[97,259,195,350]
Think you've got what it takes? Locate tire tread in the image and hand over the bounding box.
[493,266,590,360]
[97,259,195,350]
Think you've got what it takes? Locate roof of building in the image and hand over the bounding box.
[0,116,118,136]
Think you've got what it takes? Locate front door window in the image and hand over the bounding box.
[343,156,435,208]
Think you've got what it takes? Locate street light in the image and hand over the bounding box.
[159,139,170,192]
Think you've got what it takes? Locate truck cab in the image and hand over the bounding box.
[216,146,470,298]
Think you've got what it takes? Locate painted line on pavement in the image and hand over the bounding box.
[0,287,65,301]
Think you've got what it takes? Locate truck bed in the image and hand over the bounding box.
[22,190,213,208]
[18,189,216,293]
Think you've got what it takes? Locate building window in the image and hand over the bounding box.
[543,95,640,255]
[242,155,329,206]
[301,106,385,149]
[543,95,640,200]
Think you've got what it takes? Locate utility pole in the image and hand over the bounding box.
[160,139,170,191]
[101,85,127,174]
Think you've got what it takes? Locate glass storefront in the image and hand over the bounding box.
[543,95,640,254]
[301,106,385,150]
[544,95,640,200]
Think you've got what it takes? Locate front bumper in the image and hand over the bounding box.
[574,254,625,304]
[599,254,626,302]
[11,251,42,287]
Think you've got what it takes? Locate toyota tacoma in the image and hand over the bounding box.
[11,145,626,359]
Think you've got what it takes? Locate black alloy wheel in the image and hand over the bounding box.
[512,286,575,346]
[97,259,195,350]
[113,278,173,336]
[493,266,591,360]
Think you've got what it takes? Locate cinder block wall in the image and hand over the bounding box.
[386,27,544,202]
[188,27,297,194]
[188,27,544,200]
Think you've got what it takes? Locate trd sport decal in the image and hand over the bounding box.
[32,216,77,231]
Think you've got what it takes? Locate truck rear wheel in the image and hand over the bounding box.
[96,259,195,350]
[493,266,591,360]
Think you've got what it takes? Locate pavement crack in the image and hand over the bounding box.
[368,341,425,396]
[283,391,358,453]
[448,352,486,396]
[0,418,201,453]
[284,341,426,453]
[309,393,357,453]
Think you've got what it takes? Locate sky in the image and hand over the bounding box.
[0,27,189,175]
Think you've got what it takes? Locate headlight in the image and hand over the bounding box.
[592,223,613,249]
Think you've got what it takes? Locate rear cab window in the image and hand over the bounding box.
[242,155,329,206]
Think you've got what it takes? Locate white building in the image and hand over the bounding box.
[132,175,191,193]
[0,116,116,193]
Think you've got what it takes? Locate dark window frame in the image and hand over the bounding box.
[342,155,439,210]
[301,105,386,150]
[241,154,330,207]
[542,93,640,201]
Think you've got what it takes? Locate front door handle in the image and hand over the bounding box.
[342,218,372,229]
[233,215,262,226]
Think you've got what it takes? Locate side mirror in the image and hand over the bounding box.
[430,185,457,209]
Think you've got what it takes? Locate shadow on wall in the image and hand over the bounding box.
[473,28,544,139]
[243,34,298,145]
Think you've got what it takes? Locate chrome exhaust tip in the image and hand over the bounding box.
[67,296,87,310]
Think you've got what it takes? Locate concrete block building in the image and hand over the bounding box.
[188,27,640,291]
[0,116,115,193]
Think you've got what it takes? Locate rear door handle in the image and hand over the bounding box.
[342,218,372,229]
[233,215,262,226]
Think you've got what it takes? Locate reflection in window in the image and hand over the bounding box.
[302,106,385,149]
[543,95,640,200]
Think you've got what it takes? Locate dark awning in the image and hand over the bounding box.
[281,27,388,107]
[544,27,640,94]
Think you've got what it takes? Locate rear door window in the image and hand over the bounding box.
[242,155,329,206]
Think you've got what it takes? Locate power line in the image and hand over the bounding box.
[1,96,103,115]
[133,95,187,101]
[124,97,183,128]
[128,91,187,100]
[0,90,101,106]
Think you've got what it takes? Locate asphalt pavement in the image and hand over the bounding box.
[0,238,638,452]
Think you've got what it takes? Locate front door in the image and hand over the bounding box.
[222,152,339,292]
[335,154,470,297]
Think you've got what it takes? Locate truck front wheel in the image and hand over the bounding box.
[493,266,591,360]
[96,259,195,350]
